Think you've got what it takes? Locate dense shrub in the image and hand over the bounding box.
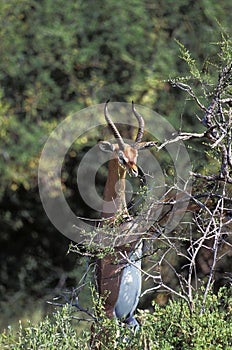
[1,288,231,349]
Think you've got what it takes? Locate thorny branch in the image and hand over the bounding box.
[133,64,232,313]
[53,63,232,320]
[171,63,232,183]
[139,63,232,313]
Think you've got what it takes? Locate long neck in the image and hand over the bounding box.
[101,158,128,219]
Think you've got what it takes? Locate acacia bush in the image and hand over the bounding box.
[0,0,232,327]
[2,39,231,349]
[0,0,232,346]
[1,287,231,349]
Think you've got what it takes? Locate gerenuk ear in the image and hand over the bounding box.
[99,141,115,153]
[136,141,158,151]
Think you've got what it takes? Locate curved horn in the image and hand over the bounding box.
[104,100,125,150]
[132,101,144,143]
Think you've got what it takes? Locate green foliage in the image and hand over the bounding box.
[146,288,232,349]
[0,305,90,349]
[1,288,232,349]
[176,40,204,83]
[0,90,46,195]
[0,0,231,188]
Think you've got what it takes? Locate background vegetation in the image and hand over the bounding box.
[0,0,231,348]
